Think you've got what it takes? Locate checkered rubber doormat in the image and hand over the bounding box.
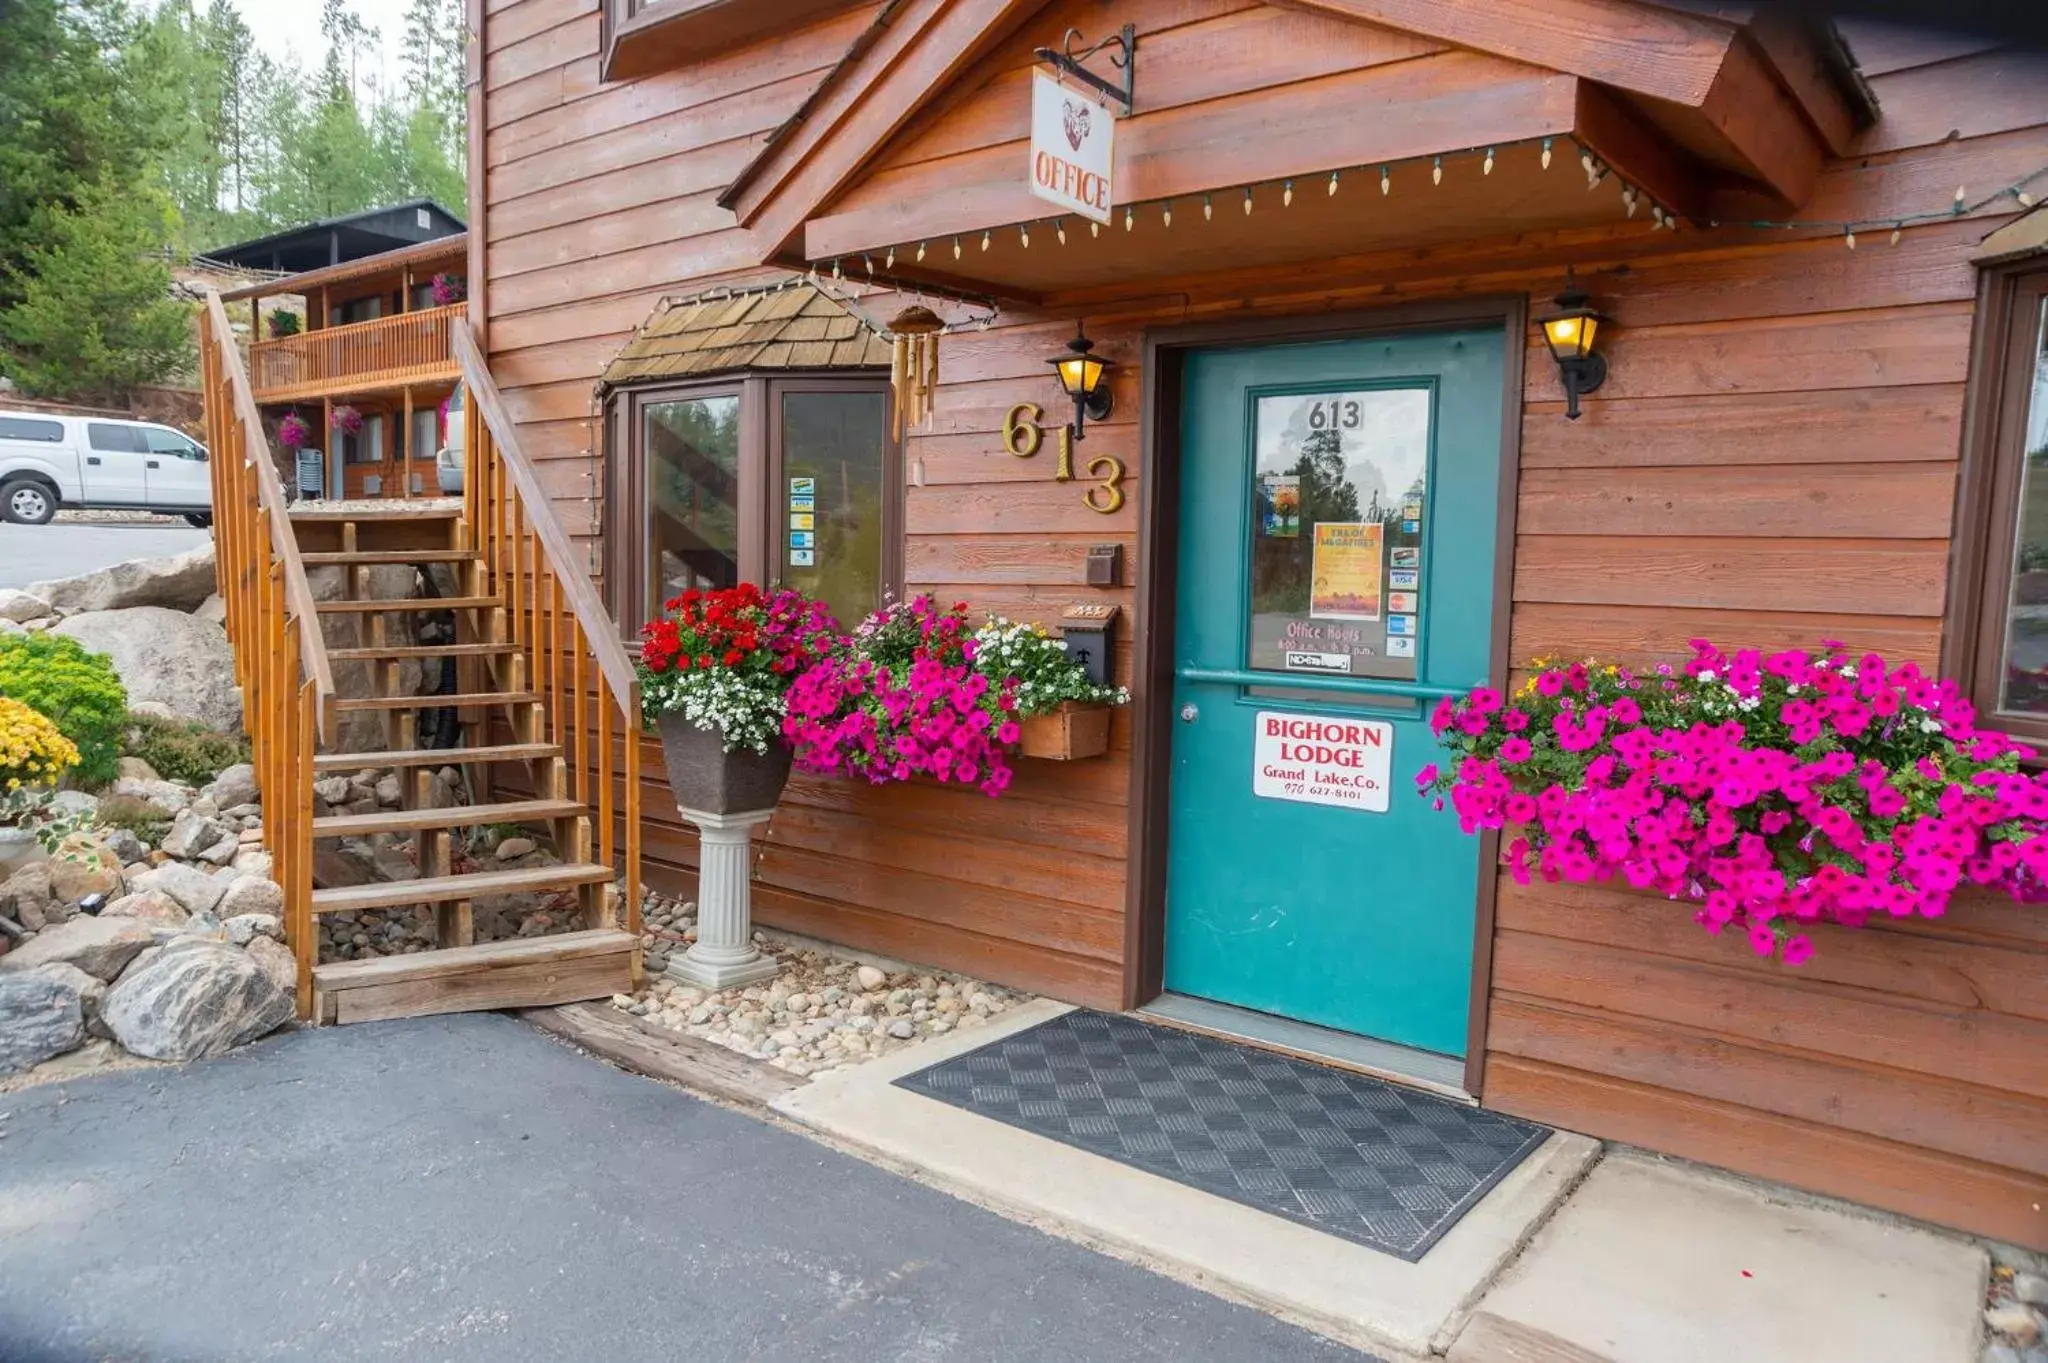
[895,1009,1551,1262]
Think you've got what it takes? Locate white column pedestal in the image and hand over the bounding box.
[664,806,780,991]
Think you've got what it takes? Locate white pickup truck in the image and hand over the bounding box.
[0,410,214,527]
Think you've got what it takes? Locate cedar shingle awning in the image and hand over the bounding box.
[599,284,893,389]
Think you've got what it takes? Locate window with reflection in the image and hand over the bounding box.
[1993,297,2048,715]
[778,389,888,629]
[645,394,741,608]
[1246,386,1433,682]
[1956,265,2048,742]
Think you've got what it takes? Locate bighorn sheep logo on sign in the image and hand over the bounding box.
[1063,99,1090,151]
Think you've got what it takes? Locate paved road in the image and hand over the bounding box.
[0,1014,1373,1363]
[0,522,210,590]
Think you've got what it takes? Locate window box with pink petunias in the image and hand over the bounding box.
[1416,640,2048,965]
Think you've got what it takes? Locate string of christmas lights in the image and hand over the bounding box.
[805,133,2048,278]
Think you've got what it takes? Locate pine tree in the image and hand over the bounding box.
[1,179,193,402]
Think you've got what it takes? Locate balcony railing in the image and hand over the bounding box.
[249,303,465,403]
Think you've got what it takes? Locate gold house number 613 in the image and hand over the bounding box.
[1003,402,1126,515]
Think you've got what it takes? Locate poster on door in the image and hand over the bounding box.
[1252,711,1392,812]
[1309,521,1383,620]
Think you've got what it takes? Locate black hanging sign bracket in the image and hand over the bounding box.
[1035,25,1137,116]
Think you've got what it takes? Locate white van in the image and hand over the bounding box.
[0,411,214,527]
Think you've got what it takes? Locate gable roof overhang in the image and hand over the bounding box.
[719,0,1870,297]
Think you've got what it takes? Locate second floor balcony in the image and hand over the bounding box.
[249,302,466,405]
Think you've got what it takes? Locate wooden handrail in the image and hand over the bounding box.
[453,321,642,939]
[453,325,638,706]
[204,291,337,738]
[200,288,336,1018]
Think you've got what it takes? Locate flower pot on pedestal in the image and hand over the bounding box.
[655,713,791,990]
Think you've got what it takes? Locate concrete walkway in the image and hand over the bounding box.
[0,1014,1372,1363]
[776,1000,1993,1363]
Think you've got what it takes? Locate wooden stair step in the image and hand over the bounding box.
[290,504,461,522]
[312,928,636,1025]
[313,742,557,772]
[311,862,616,915]
[316,596,499,614]
[302,549,480,565]
[328,642,519,661]
[313,797,586,838]
[332,690,537,712]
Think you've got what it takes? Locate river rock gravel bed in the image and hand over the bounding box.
[615,891,1028,1077]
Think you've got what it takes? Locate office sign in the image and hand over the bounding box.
[1029,71,1115,224]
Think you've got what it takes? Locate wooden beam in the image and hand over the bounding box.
[1574,83,1711,224]
[1741,8,1864,156]
[1694,31,1827,210]
[1292,0,1737,105]
[730,0,1046,255]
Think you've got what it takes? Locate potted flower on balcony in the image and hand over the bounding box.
[268,308,300,338]
[430,273,467,306]
[638,583,839,815]
[329,405,364,437]
[1416,639,2048,965]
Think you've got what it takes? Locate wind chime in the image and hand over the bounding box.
[887,305,945,436]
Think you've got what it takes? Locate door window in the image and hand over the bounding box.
[644,394,742,606]
[87,422,147,453]
[143,427,205,460]
[1246,386,1432,682]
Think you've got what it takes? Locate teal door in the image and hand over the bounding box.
[1163,328,1507,1058]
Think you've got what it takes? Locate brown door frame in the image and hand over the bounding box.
[1122,295,1528,1099]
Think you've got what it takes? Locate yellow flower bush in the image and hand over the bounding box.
[0,696,80,794]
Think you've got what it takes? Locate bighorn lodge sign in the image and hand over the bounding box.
[1029,71,1115,225]
[1251,711,1393,812]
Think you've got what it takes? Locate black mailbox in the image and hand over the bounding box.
[1060,604,1119,688]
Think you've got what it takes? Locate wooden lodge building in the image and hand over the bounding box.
[385,0,2042,1250]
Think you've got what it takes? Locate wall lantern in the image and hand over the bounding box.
[1049,322,1115,440]
[1539,272,1607,420]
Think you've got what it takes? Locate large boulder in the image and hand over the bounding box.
[0,915,157,981]
[101,889,189,927]
[46,833,124,903]
[0,587,51,623]
[160,809,232,861]
[128,862,229,916]
[54,607,242,734]
[108,776,194,815]
[204,763,259,811]
[243,935,297,996]
[0,971,84,1074]
[217,876,284,919]
[27,544,217,615]
[100,938,292,1061]
[33,962,109,1039]
[0,861,60,931]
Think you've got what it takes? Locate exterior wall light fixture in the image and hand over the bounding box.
[1539,272,1607,420]
[1050,321,1115,440]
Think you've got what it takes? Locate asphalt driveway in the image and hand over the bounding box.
[0,1013,1372,1363]
[0,522,209,590]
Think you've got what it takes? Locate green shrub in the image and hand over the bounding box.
[122,711,250,788]
[94,793,168,847]
[0,633,127,788]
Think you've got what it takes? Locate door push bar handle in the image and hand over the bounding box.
[1177,666,1473,702]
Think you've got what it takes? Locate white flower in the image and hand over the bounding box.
[1698,668,1716,682]
[1920,718,1943,734]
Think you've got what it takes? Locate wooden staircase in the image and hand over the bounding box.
[199,295,644,1026]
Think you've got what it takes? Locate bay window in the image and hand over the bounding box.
[607,374,899,634]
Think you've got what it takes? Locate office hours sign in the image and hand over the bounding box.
[1029,72,1115,224]
[1252,711,1392,812]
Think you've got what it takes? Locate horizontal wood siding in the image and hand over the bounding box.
[481,0,2048,1241]
[1485,25,2048,1251]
